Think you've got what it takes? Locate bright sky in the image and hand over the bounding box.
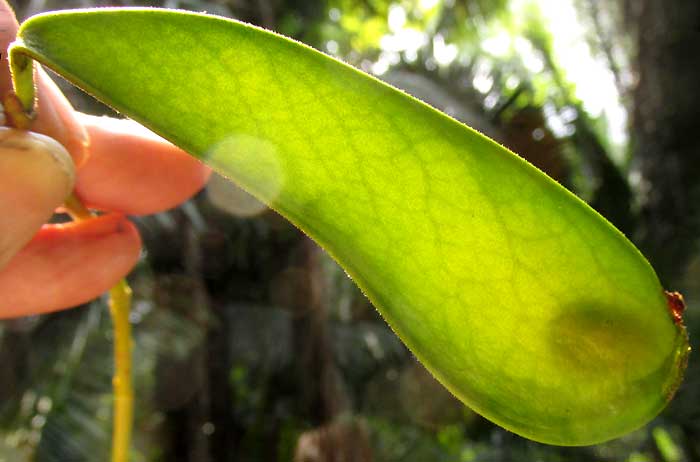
[377,0,628,153]
[515,0,628,149]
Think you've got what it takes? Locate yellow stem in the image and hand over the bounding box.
[63,194,134,462]
[2,92,35,129]
[63,193,93,221]
[109,279,134,462]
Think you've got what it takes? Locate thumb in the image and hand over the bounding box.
[0,128,74,269]
[0,1,82,268]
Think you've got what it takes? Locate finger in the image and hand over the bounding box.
[0,214,141,318]
[0,128,74,270]
[0,1,88,166]
[0,1,19,94]
[31,69,89,166]
[74,114,211,215]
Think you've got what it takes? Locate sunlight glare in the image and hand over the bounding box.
[532,0,627,146]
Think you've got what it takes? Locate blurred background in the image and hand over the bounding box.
[1,0,699,460]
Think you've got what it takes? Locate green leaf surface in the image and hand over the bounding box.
[12,8,689,445]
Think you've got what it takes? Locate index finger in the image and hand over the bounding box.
[75,114,211,215]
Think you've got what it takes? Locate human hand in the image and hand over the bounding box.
[0,1,211,317]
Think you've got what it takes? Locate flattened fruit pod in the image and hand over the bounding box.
[9,8,691,445]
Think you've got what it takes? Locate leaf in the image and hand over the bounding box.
[11,8,689,445]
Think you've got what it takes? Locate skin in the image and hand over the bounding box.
[0,1,211,317]
[0,127,75,269]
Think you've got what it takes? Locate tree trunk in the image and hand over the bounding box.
[631,0,700,285]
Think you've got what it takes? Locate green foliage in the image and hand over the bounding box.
[10,7,689,446]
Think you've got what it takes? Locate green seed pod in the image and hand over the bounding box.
[10,9,691,445]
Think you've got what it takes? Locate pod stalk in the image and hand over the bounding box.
[8,44,135,462]
[8,42,37,115]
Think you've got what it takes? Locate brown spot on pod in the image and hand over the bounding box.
[664,290,686,326]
